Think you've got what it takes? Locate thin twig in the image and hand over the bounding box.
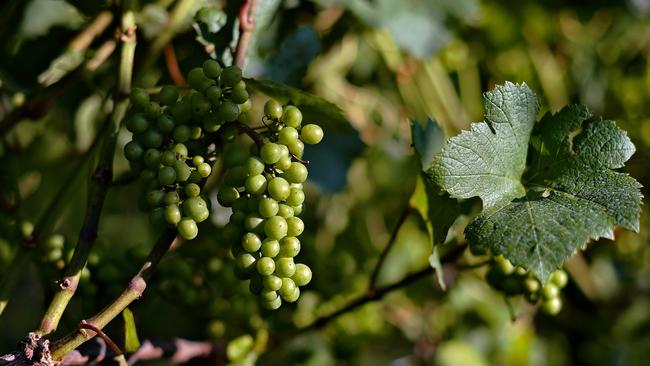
[50,229,178,360]
[37,10,138,336]
[164,42,187,86]
[368,206,412,290]
[77,321,123,356]
[235,0,257,68]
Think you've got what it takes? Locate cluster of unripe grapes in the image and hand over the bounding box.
[486,255,568,315]
[123,60,249,240]
[218,99,323,310]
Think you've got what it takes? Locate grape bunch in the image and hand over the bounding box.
[217,99,323,310]
[486,255,568,315]
[123,60,250,240]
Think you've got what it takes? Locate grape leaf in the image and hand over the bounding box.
[428,82,642,281]
[245,78,354,134]
[410,118,458,289]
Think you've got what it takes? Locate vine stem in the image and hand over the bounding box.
[50,229,178,360]
[37,10,137,336]
[163,42,187,86]
[293,242,466,334]
[235,0,257,68]
[368,206,412,290]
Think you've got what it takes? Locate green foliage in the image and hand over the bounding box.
[122,308,141,353]
[245,78,353,134]
[429,82,642,281]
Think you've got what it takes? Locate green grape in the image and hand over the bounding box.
[261,239,280,258]
[131,88,150,109]
[541,297,562,315]
[144,102,162,119]
[260,142,282,164]
[260,289,278,302]
[258,197,279,218]
[494,255,515,275]
[218,101,240,122]
[524,277,540,294]
[256,257,275,276]
[158,165,177,185]
[242,232,262,252]
[264,99,283,119]
[172,143,189,159]
[279,236,300,257]
[205,85,223,104]
[224,166,247,187]
[163,191,180,205]
[159,85,179,105]
[275,258,296,277]
[191,92,211,116]
[203,113,222,132]
[124,140,144,161]
[275,156,292,171]
[187,68,212,92]
[178,217,198,240]
[246,157,265,176]
[203,59,222,79]
[292,264,312,286]
[300,124,324,144]
[220,65,242,87]
[188,170,203,184]
[245,175,267,195]
[223,143,249,167]
[164,205,181,225]
[283,162,308,183]
[279,277,297,299]
[292,204,303,216]
[286,188,305,206]
[239,99,252,113]
[46,234,65,250]
[261,295,282,310]
[264,216,288,240]
[147,189,165,207]
[192,156,205,166]
[126,113,149,133]
[217,187,240,207]
[142,129,164,148]
[197,162,211,178]
[149,207,165,225]
[541,283,560,299]
[549,269,568,288]
[230,86,249,104]
[278,127,299,146]
[283,287,300,303]
[173,125,191,143]
[169,100,192,124]
[263,275,282,291]
[286,217,304,237]
[277,204,294,218]
[267,177,290,201]
[183,196,209,223]
[161,151,176,166]
[288,140,304,157]
[220,124,239,142]
[143,149,161,170]
[174,160,192,182]
[185,183,201,197]
[236,253,257,273]
[244,214,265,234]
[156,114,175,133]
[281,106,302,128]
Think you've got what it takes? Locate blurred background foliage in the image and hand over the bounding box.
[0,0,649,365]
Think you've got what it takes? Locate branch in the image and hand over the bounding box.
[295,243,466,334]
[235,0,257,68]
[368,206,412,290]
[164,42,187,86]
[37,10,138,336]
[50,229,178,360]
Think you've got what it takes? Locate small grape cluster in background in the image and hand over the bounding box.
[486,255,568,315]
[218,99,323,310]
[123,60,250,240]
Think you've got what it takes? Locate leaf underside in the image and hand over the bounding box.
[427,82,642,281]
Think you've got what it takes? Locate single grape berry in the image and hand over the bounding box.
[292,264,312,286]
[220,65,242,87]
[159,85,179,105]
[126,114,149,134]
[178,217,199,240]
[203,59,222,79]
[267,177,291,201]
[130,88,150,109]
[264,99,283,120]
[300,124,324,144]
[281,106,302,128]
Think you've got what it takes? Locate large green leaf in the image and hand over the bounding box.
[245,78,354,134]
[428,82,642,281]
